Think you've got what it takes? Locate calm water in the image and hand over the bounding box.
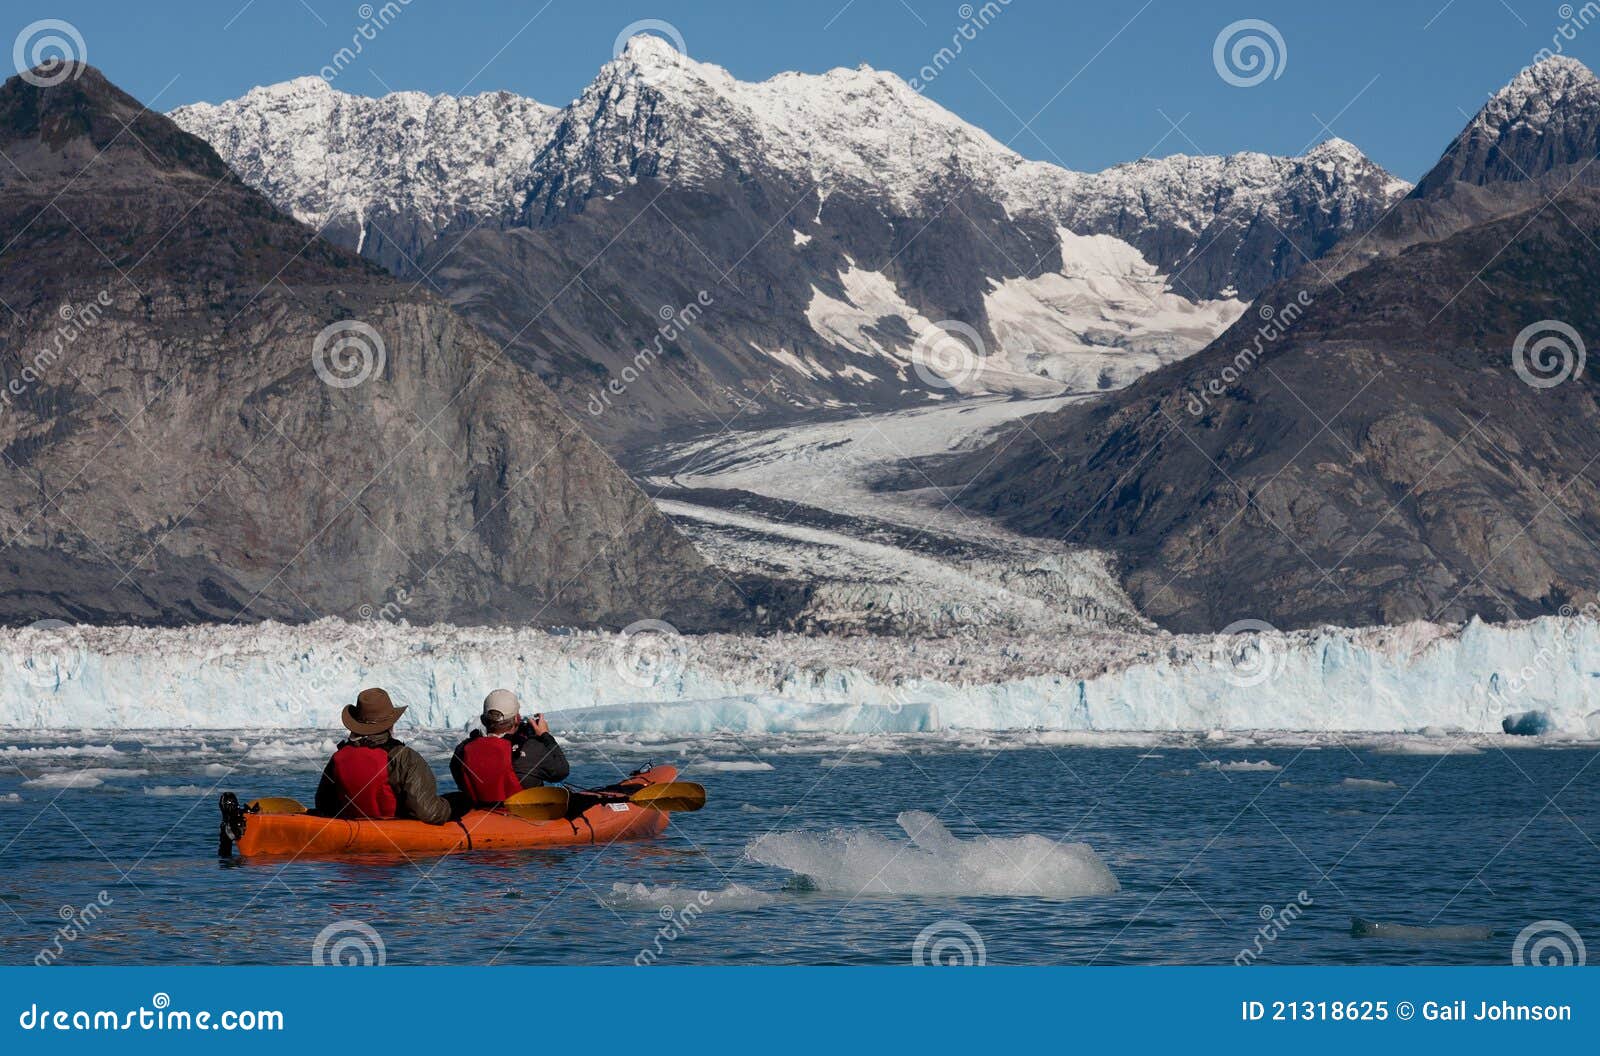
[0,730,1595,965]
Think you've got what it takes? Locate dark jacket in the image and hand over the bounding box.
[450,720,569,794]
[314,732,453,825]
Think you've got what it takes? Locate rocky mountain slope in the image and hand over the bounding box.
[935,58,1600,633]
[0,64,749,629]
[172,37,1408,451]
[1327,56,1600,282]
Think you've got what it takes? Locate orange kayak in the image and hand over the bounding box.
[219,766,677,858]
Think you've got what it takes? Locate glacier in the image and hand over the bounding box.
[2,613,1600,735]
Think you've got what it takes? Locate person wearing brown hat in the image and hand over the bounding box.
[449,689,570,807]
[313,687,452,824]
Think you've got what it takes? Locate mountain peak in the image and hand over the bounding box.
[1508,54,1597,94]
[618,31,690,65]
[1414,55,1600,196]
[1303,136,1363,162]
[2,62,234,181]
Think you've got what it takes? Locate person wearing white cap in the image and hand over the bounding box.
[449,688,570,806]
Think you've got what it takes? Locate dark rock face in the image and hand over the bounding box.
[932,56,1600,634]
[0,65,748,630]
[1414,57,1600,195]
[1324,57,1600,284]
[938,188,1600,632]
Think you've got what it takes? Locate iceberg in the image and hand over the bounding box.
[744,811,1119,899]
[3,613,1600,734]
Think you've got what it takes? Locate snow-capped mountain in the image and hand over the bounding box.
[172,78,557,274]
[938,57,1600,634]
[173,36,1409,450]
[1415,55,1600,195]
[1326,56,1600,282]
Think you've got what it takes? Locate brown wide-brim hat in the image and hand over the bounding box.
[342,687,407,735]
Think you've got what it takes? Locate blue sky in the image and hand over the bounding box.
[10,1,1600,179]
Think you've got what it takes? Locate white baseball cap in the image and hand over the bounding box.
[481,688,521,730]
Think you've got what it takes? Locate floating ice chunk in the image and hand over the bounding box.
[687,760,774,773]
[1199,759,1281,772]
[1340,777,1400,790]
[1350,917,1493,941]
[141,785,208,797]
[1502,710,1553,736]
[21,767,148,788]
[0,792,21,803]
[819,757,882,768]
[0,744,123,759]
[1367,737,1480,756]
[601,882,777,912]
[745,810,1119,899]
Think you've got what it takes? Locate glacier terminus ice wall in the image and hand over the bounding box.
[1,615,1598,734]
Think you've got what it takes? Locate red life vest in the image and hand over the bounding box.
[329,744,398,819]
[457,734,524,805]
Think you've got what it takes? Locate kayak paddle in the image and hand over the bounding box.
[502,785,572,820]
[628,781,707,812]
[249,797,307,815]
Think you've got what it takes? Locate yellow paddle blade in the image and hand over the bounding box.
[502,786,570,821]
[629,781,707,813]
[249,797,307,815]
